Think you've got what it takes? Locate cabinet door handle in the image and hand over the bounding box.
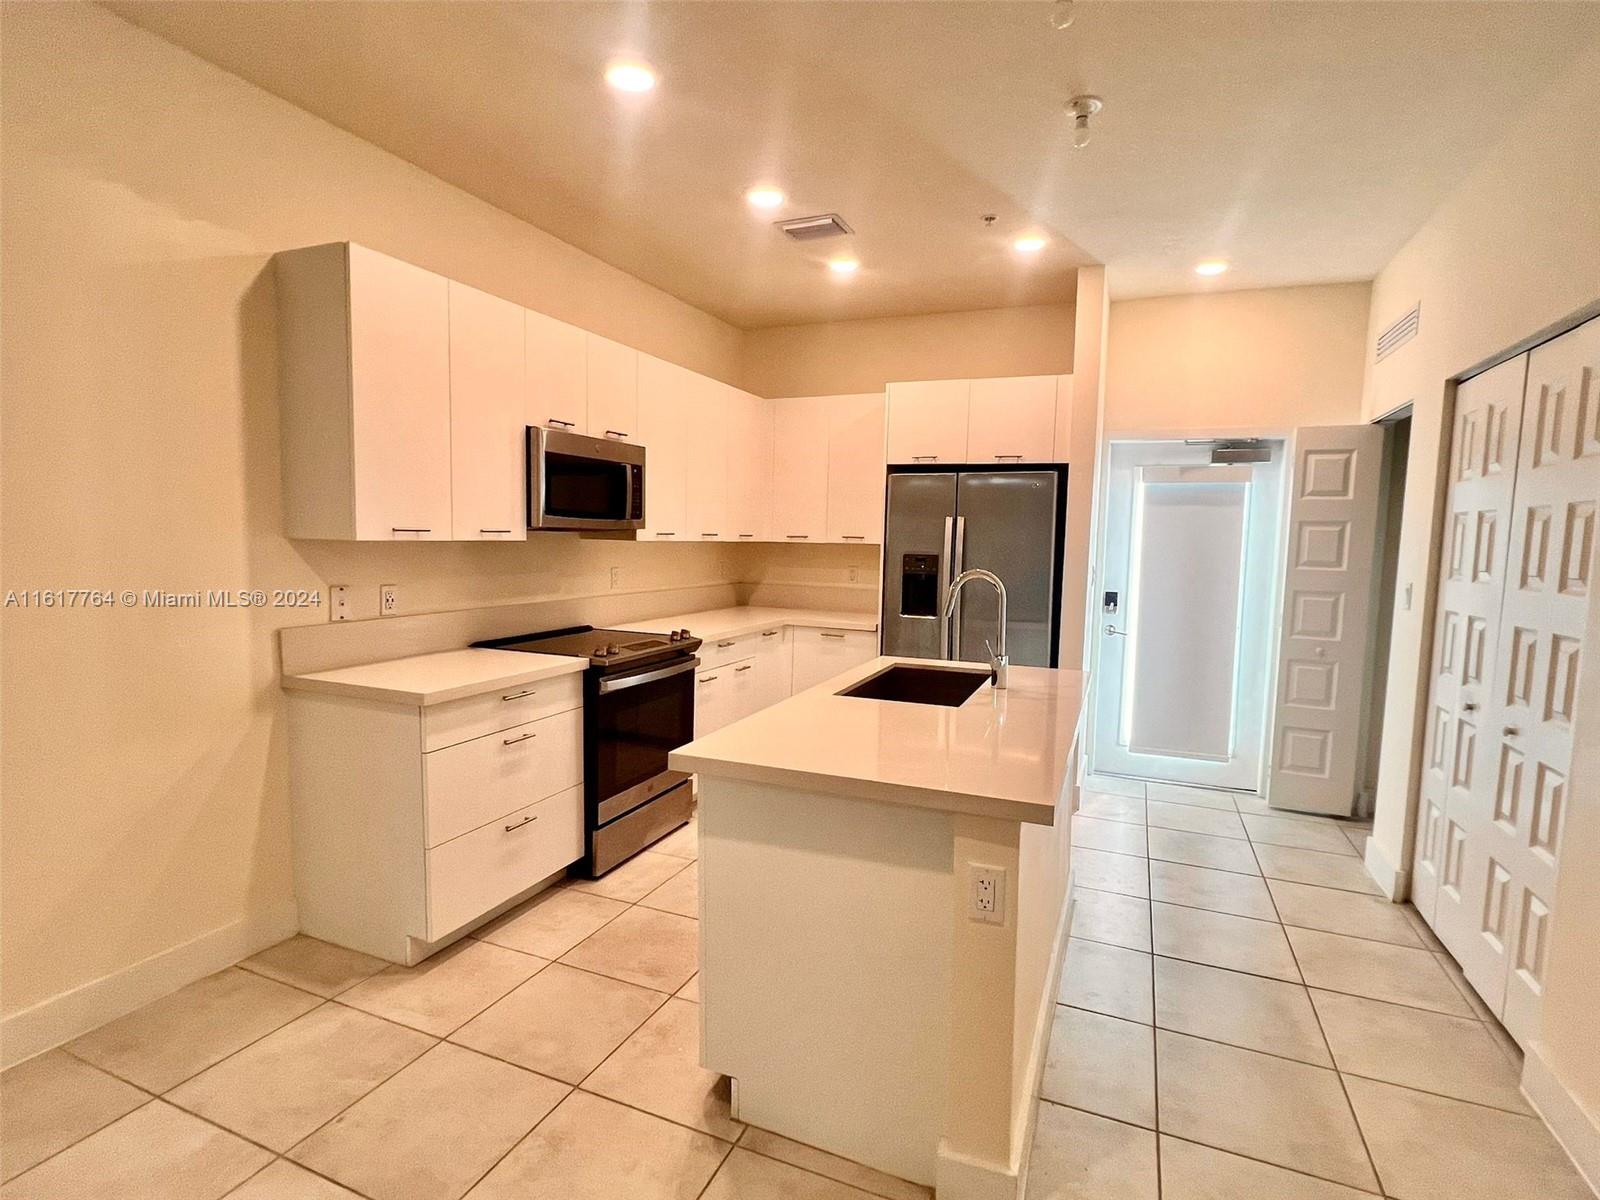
[480,528,513,534]
[699,674,720,684]
[702,533,719,539]
[1463,701,1478,713]
[912,455,938,463]
[735,664,754,673]
[786,534,809,540]
[761,630,779,638]
[391,527,431,534]
[842,535,866,541]
[820,632,846,640]
[504,813,538,832]
[547,418,575,429]
[502,731,537,746]
[501,688,537,702]
[738,533,756,539]
[1503,725,1521,737]
[656,532,676,538]
[716,640,736,648]
[995,454,1023,462]
[604,429,629,439]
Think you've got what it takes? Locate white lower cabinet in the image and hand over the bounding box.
[287,674,585,964]
[791,627,879,693]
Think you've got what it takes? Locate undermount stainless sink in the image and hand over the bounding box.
[838,663,990,707]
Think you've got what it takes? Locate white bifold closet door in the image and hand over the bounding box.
[1265,425,1385,815]
[1414,314,1599,1046]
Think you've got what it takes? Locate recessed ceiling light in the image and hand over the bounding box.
[746,186,785,210]
[1195,260,1229,277]
[604,59,656,93]
[1014,235,1048,254]
[828,257,860,276]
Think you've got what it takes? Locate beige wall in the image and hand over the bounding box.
[739,303,1074,398]
[0,3,751,1039]
[1104,284,1371,434]
[1358,40,1600,1135]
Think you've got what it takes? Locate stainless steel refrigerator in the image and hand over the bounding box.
[881,468,1067,668]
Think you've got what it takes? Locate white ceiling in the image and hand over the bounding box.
[108,1,1600,329]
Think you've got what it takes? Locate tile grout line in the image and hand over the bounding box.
[1145,832,1165,1200]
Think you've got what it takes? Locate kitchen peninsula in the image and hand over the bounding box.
[670,657,1085,1199]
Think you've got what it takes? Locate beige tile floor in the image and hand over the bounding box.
[1036,785,1594,1200]
[4,790,1593,1200]
[0,816,929,1200]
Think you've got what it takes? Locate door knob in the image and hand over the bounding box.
[1103,624,1127,637]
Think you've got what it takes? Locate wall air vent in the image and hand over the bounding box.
[776,213,854,241]
[1376,303,1421,363]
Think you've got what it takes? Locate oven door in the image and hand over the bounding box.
[528,426,645,530]
[591,656,696,823]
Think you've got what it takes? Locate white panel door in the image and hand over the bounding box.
[1413,356,1527,956]
[727,391,772,542]
[636,354,690,541]
[886,380,970,464]
[347,244,452,540]
[770,396,830,543]
[826,392,887,544]
[524,309,587,433]
[686,381,731,540]
[1266,425,1385,815]
[1490,317,1599,1044]
[966,376,1057,463]
[585,335,638,443]
[448,282,526,541]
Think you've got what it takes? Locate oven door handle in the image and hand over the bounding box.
[596,658,699,695]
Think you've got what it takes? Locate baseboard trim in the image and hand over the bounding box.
[1363,838,1409,902]
[1522,1040,1600,1196]
[1,900,298,1069]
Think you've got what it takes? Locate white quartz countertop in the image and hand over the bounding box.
[670,656,1085,825]
[632,606,878,640]
[281,648,585,706]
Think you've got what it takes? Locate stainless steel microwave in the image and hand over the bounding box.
[527,427,646,531]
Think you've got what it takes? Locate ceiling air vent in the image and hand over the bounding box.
[776,213,854,241]
[1376,303,1421,363]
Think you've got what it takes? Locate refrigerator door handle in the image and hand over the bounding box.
[947,515,966,659]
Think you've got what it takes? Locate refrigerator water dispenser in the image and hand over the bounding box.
[899,553,941,617]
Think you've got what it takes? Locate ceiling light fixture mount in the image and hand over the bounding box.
[1067,94,1103,149]
[1049,0,1076,30]
[604,59,657,93]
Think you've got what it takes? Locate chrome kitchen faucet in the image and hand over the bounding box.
[941,568,1009,689]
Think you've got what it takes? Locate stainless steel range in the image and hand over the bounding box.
[473,625,700,876]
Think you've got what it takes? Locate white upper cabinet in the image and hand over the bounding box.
[1053,374,1074,463]
[966,375,1057,463]
[636,354,690,540]
[886,379,970,464]
[524,310,587,433]
[726,391,772,541]
[826,392,887,543]
[448,282,525,540]
[276,242,453,540]
[770,395,831,542]
[585,335,639,443]
[686,379,730,540]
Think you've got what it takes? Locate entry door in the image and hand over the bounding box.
[1414,356,1528,977]
[1265,426,1386,815]
[1494,317,1599,1043]
[1090,442,1283,791]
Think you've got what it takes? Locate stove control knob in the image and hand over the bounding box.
[668,630,682,642]
[604,643,620,656]
[678,629,691,640]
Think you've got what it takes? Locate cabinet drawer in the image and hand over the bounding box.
[424,672,581,751]
[698,631,758,670]
[425,785,583,939]
[424,708,582,847]
[791,627,879,693]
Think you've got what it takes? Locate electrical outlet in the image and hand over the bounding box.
[330,585,351,622]
[609,566,621,590]
[969,864,1006,925]
[380,584,399,615]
